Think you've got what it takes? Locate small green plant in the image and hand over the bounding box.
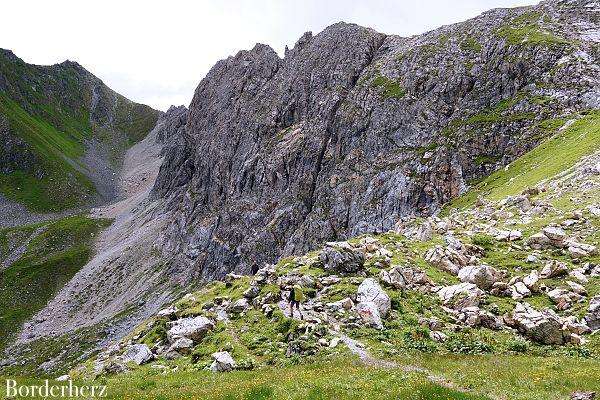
[471,234,494,250]
[372,75,406,99]
[460,36,482,52]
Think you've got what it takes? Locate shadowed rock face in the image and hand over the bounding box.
[154,1,599,282]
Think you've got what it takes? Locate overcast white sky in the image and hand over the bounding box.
[1,0,538,111]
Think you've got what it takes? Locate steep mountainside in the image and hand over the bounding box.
[154,0,599,285]
[0,49,160,216]
[2,0,599,383]
[70,110,600,400]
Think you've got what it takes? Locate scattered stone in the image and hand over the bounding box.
[437,283,484,310]
[522,270,540,292]
[566,280,587,295]
[540,260,569,279]
[243,285,260,299]
[526,254,538,263]
[254,264,278,285]
[320,275,341,286]
[319,242,365,273]
[327,297,354,311]
[495,230,522,242]
[167,337,194,355]
[569,268,588,284]
[167,316,214,343]
[585,296,600,331]
[157,306,178,319]
[570,391,596,400]
[527,233,551,249]
[510,281,531,300]
[543,226,567,243]
[566,240,597,259]
[454,306,502,330]
[429,331,448,342]
[228,298,250,313]
[547,288,583,310]
[210,351,236,372]
[458,264,501,290]
[224,273,244,285]
[424,245,470,275]
[122,344,153,365]
[419,317,443,331]
[380,265,433,289]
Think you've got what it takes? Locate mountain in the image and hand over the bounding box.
[154,0,598,283]
[0,49,160,218]
[1,1,599,396]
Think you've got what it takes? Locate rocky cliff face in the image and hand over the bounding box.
[154,0,599,283]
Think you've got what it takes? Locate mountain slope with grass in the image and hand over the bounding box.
[1,2,599,399]
[62,107,600,399]
[0,49,160,215]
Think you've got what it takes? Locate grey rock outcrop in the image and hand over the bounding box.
[121,344,153,365]
[509,302,567,345]
[153,0,599,283]
[319,242,366,273]
[167,316,214,343]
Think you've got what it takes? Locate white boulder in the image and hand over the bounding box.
[357,278,391,317]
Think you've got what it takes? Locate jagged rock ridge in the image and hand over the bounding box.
[154,0,599,283]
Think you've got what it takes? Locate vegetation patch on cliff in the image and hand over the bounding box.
[0,215,111,353]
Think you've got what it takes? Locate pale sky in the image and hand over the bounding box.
[1,0,538,111]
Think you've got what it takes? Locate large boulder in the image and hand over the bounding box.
[228,298,250,313]
[121,344,153,365]
[424,245,469,275]
[540,260,569,279]
[454,306,502,330]
[167,337,194,355]
[547,288,583,310]
[566,240,597,259]
[379,265,432,289]
[210,351,236,372]
[510,281,532,300]
[585,295,600,331]
[319,242,365,273]
[357,278,391,317]
[457,265,501,290]
[510,302,567,345]
[356,301,383,329]
[437,283,484,310]
[167,316,214,343]
[542,226,567,244]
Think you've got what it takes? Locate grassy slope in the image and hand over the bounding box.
[99,359,489,400]
[0,215,111,352]
[0,93,96,211]
[0,50,159,212]
[59,107,600,399]
[449,110,600,210]
[0,358,488,400]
